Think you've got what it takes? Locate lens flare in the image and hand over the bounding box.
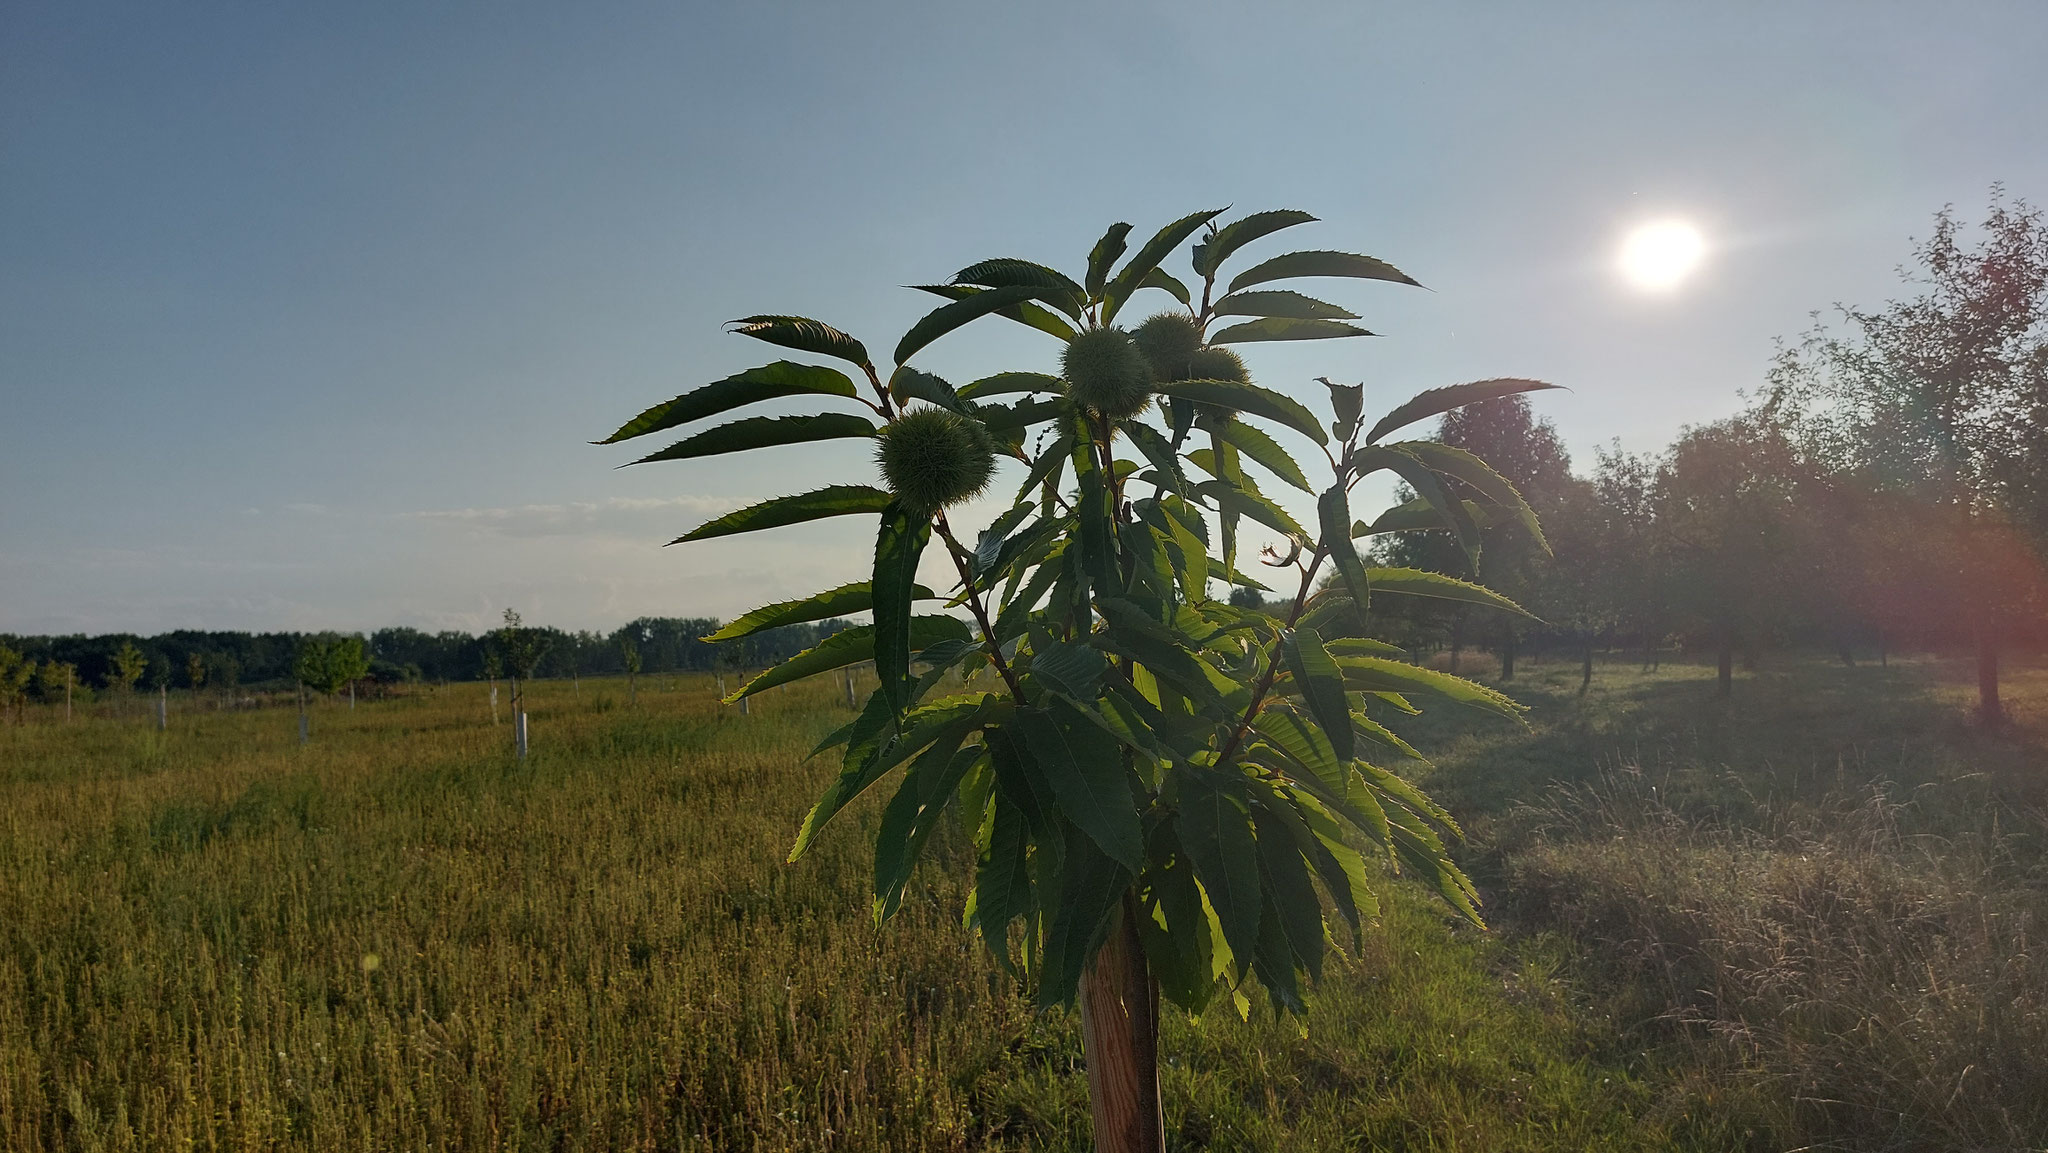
[1618,221,1706,290]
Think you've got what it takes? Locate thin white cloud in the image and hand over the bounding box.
[408,494,737,538]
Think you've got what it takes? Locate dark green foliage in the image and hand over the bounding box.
[605,208,1541,1033]
[874,407,997,513]
[1061,327,1156,419]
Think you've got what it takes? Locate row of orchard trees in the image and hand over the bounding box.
[1370,191,2048,719]
[0,616,845,704]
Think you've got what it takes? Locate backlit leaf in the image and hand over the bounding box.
[672,485,893,543]
[1156,378,1328,445]
[1209,289,1359,321]
[627,412,875,465]
[1226,250,1421,294]
[1282,626,1353,762]
[706,580,938,643]
[1209,317,1374,344]
[1192,209,1319,278]
[896,285,1049,365]
[1364,378,1560,445]
[729,316,871,368]
[599,361,860,444]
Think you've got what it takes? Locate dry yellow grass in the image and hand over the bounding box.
[0,671,1701,1151]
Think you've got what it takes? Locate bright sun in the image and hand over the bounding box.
[1618,220,1706,291]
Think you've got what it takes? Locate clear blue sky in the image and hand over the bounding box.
[5,1,2045,635]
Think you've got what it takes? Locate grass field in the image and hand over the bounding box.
[3,655,2043,1150]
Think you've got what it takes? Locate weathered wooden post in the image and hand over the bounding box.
[157,685,168,731]
[515,711,529,759]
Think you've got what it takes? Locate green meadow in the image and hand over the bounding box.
[5,655,2044,1151]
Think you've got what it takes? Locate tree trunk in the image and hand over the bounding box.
[1976,615,2003,724]
[1498,627,1516,681]
[1717,625,1733,697]
[1580,633,1594,696]
[1078,893,1163,1153]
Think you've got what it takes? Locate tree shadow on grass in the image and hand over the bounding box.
[1387,655,2048,832]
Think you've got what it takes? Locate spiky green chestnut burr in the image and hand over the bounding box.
[1061,327,1156,419]
[876,406,997,513]
[1132,311,1204,382]
[1186,345,1250,383]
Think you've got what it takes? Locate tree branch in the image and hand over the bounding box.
[935,515,1029,705]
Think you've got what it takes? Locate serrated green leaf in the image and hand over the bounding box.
[950,258,1087,319]
[1209,317,1374,344]
[958,371,1066,400]
[1219,418,1312,493]
[1225,250,1421,294]
[1155,378,1328,446]
[1209,289,1359,321]
[1324,636,1406,658]
[888,366,966,412]
[729,616,970,701]
[1016,702,1143,871]
[1291,787,1377,940]
[968,792,1032,959]
[627,412,876,465]
[729,316,871,368]
[1355,496,1500,536]
[1138,266,1192,307]
[1350,445,1481,569]
[790,693,990,860]
[1196,476,1307,541]
[705,581,938,643]
[1036,824,1132,1007]
[874,742,983,920]
[1251,793,1326,983]
[1085,222,1133,299]
[1364,378,1560,445]
[1122,419,1191,498]
[1394,440,1549,551]
[673,485,893,543]
[1319,481,1371,624]
[599,361,861,444]
[1282,626,1353,763]
[1192,210,1319,278]
[913,284,1077,343]
[1030,638,1107,700]
[1337,656,1524,723]
[873,503,931,714]
[1103,209,1225,325]
[896,285,1049,366]
[1178,770,1261,980]
[973,396,1068,433]
[1363,567,1533,617]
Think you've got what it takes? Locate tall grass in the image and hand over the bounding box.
[1424,655,2048,1152]
[1,673,1686,1151]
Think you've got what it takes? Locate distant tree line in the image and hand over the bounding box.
[1360,191,2048,719]
[0,616,847,700]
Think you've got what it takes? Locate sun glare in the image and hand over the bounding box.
[1618,220,1706,291]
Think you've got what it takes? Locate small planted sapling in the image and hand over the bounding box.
[602,209,1552,1152]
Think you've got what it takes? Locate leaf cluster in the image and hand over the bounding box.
[602,210,1552,1016]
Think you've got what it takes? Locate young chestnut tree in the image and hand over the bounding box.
[603,210,1549,1152]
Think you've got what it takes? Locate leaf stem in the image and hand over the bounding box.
[1213,530,1331,770]
[934,515,1029,705]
